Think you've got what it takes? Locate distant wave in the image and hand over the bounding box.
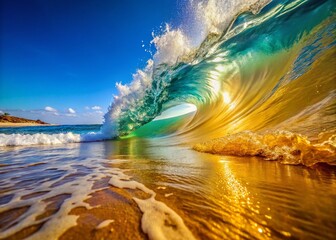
[0,131,108,147]
[0,133,81,146]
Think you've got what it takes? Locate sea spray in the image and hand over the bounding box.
[101,0,271,137]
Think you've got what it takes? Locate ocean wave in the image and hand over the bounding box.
[101,0,271,137]
[0,131,108,147]
[101,0,336,144]
[3,0,336,163]
[0,133,81,146]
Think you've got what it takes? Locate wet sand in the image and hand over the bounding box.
[1,139,336,240]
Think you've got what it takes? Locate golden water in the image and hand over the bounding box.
[1,140,335,239]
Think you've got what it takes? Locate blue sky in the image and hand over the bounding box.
[0,0,185,124]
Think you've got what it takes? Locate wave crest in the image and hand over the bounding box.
[101,0,335,141]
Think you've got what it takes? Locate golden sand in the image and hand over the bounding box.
[0,123,54,128]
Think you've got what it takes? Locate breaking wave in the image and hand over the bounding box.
[100,0,336,166]
[1,0,335,167]
[0,131,108,147]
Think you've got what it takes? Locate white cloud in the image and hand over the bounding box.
[91,106,101,110]
[68,108,76,114]
[0,110,4,115]
[2,108,103,124]
[85,106,90,110]
[45,106,57,112]
[96,111,104,115]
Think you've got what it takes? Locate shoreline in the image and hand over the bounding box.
[1,142,335,239]
[0,123,55,128]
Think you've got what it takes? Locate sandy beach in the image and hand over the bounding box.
[0,123,54,128]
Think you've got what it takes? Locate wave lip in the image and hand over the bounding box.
[101,0,336,140]
[193,131,336,166]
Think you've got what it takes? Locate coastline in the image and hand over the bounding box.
[0,123,55,128]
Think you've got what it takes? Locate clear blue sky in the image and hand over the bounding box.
[0,0,185,124]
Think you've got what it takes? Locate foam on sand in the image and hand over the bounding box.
[95,219,115,229]
[108,171,196,240]
[0,153,194,240]
[134,197,195,240]
[193,130,336,166]
[0,157,105,239]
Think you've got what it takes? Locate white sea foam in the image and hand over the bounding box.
[193,131,336,166]
[109,171,196,240]
[0,132,81,146]
[101,60,154,137]
[151,24,192,65]
[0,157,107,239]
[134,196,196,240]
[0,153,195,240]
[95,219,115,229]
[81,131,108,142]
[190,0,267,37]
[0,131,108,147]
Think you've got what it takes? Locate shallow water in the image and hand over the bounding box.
[1,140,335,239]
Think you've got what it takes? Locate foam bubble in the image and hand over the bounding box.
[95,219,115,229]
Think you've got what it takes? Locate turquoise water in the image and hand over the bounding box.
[102,0,336,142]
[0,124,101,135]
